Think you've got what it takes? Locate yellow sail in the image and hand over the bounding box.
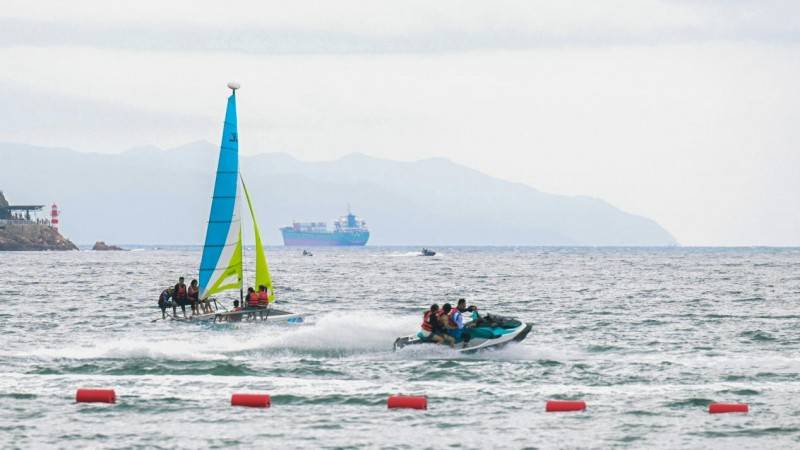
[240,175,274,302]
[203,228,243,298]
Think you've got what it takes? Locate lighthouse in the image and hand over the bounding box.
[51,203,59,232]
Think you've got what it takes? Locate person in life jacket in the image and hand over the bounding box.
[446,299,472,345]
[173,277,189,317]
[257,285,270,306]
[187,279,200,315]
[158,287,174,319]
[436,304,457,347]
[246,287,261,309]
[420,304,439,340]
[229,300,242,322]
[421,304,454,347]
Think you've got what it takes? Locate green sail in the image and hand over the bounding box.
[240,175,274,302]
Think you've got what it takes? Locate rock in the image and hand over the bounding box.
[92,241,124,251]
[0,223,78,251]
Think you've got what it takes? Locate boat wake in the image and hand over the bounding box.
[387,251,425,258]
[17,312,556,363]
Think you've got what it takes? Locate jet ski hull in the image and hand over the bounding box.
[394,315,531,353]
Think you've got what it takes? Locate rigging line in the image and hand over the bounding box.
[237,181,245,291]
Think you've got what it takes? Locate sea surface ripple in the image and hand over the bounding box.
[1,247,799,449]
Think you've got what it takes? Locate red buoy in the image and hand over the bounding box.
[387,395,427,410]
[75,388,116,403]
[231,393,271,408]
[709,403,748,414]
[546,400,586,412]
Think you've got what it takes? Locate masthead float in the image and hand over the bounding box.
[174,82,301,323]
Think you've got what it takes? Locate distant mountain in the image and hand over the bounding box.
[0,142,677,246]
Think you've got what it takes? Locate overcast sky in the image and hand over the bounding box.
[1,0,798,245]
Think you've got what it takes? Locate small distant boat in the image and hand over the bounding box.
[394,313,531,353]
[181,82,301,324]
[302,250,313,256]
[421,248,436,256]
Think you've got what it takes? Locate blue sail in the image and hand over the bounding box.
[199,91,243,299]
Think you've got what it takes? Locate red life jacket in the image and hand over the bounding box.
[247,292,259,307]
[176,285,187,299]
[447,309,461,328]
[421,311,433,331]
[257,290,269,304]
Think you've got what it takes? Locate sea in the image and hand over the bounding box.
[1,246,799,449]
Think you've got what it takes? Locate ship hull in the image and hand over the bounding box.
[280,228,369,246]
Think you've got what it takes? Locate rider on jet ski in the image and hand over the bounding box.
[446,299,473,346]
[420,304,455,347]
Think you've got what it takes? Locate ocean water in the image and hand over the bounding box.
[1,247,799,449]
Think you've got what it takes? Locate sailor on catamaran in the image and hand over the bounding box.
[158,287,174,319]
[187,279,200,315]
[257,285,270,306]
[173,277,189,317]
[246,287,262,309]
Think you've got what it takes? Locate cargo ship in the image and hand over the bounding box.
[280,209,369,246]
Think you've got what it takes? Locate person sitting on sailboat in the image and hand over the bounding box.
[257,285,270,307]
[230,300,243,322]
[158,287,174,319]
[173,277,189,317]
[187,279,200,315]
[246,287,262,309]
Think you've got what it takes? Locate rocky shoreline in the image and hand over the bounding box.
[0,223,78,251]
[92,241,125,251]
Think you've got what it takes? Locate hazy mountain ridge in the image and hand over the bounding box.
[0,141,677,246]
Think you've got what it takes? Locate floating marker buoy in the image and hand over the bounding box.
[546,400,586,412]
[387,395,427,410]
[76,388,116,403]
[231,393,271,408]
[709,403,748,414]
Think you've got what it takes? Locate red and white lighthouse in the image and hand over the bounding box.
[51,203,59,232]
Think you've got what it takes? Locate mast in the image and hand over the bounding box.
[229,81,244,306]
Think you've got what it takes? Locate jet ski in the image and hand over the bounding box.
[393,313,531,353]
[421,248,436,256]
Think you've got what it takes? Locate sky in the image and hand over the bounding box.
[1,0,798,246]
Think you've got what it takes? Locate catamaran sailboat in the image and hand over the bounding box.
[184,82,300,324]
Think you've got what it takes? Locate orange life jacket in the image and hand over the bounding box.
[176,285,187,299]
[421,311,433,331]
[247,292,260,307]
[257,290,269,304]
